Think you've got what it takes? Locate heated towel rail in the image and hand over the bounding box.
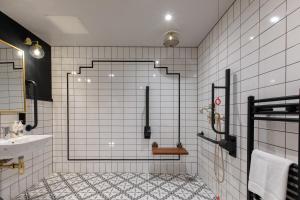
[247,93,300,200]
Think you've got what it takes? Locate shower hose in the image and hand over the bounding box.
[213,113,225,200]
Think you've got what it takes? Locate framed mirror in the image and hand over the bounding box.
[0,39,26,113]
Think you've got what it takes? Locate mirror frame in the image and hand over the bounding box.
[0,39,26,114]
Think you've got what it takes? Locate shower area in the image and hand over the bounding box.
[15,47,209,200]
[67,60,181,160]
[52,47,198,174]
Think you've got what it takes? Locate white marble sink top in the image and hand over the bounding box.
[0,135,52,160]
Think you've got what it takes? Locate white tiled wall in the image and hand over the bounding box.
[0,100,53,200]
[197,0,300,199]
[52,47,198,174]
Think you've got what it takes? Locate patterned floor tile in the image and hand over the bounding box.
[139,195,156,200]
[77,187,96,199]
[165,195,182,200]
[61,173,78,180]
[126,187,144,199]
[72,182,89,192]
[46,176,63,185]
[160,182,178,192]
[128,176,144,185]
[81,173,97,180]
[31,194,52,200]
[108,176,124,185]
[94,181,111,192]
[27,187,48,198]
[183,183,200,192]
[150,188,168,199]
[84,194,105,200]
[66,176,83,185]
[49,182,67,191]
[120,173,135,180]
[52,187,72,199]
[111,193,131,200]
[174,188,193,199]
[138,182,156,192]
[102,187,120,198]
[87,176,103,185]
[60,194,79,200]
[16,172,216,200]
[117,181,133,191]
[149,177,164,186]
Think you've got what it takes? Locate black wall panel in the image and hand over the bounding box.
[0,11,52,101]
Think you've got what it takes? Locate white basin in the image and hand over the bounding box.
[0,135,52,160]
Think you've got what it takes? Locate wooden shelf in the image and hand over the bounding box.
[152,147,189,155]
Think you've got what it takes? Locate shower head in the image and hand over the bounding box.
[163,31,179,47]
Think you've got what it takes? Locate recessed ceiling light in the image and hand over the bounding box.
[270,16,279,23]
[165,13,173,21]
[46,16,88,34]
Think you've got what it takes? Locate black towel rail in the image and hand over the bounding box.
[247,92,300,200]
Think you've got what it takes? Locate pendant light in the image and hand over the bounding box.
[163,31,179,47]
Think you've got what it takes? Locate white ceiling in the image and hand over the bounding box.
[0,0,234,47]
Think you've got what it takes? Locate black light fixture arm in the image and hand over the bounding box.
[25,80,38,131]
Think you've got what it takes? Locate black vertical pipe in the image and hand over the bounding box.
[224,69,230,141]
[247,96,255,200]
[211,83,216,126]
[146,86,149,127]
[178,76,181,145]
[144,86,151,139]
[25,80,38,131]
[67,73,70,159]
[298,89,300,200]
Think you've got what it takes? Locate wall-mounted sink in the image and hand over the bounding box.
[0,135,52,160]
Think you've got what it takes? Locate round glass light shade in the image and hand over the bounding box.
[163,31,179,47]
[29,43,45,59]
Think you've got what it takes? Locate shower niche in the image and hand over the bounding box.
[66,60,183,160]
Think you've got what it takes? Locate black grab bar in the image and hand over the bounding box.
[25,80,38,131]
[144,86,151,139]
[197,132,219,144]
[208,69,237,157]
